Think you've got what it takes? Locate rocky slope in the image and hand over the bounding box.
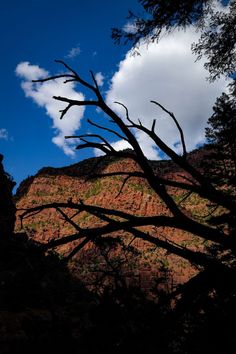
[15,148,213,294]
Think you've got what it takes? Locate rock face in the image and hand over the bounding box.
[15,148,211,294]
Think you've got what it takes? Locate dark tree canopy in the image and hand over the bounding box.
[192,2,236,80]
[206,90,236,152]
[112,0,209,44]
[112,0,236,80]
[204,85,236,184]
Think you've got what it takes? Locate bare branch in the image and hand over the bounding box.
[76,141,111,155]
[177,174,197,186]
[63,237,91,262]
[63,79,77,83]
[90,70,100,91]
[42,234,78,250]
[98,102,187,217]
[124,117,236,211]
[32,74,74,83]
[128,227,221,269]
[55,60,96,92]
[53,96,99,107]
[115,175,133,198]
[59,103,73,120]
[32,60,98,96]
[19,201,231,249]
[66,133,115,152]
[178,191,193,205]
[55,59,80,77]
[56,207,82,232]
[151,100,187,158]
[87,118,128,141]
[151,119,156,132]
[114,101,134,124]
[75,134,116,150]
[53,96,99,120]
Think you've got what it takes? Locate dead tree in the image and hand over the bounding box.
[20,60,236,273]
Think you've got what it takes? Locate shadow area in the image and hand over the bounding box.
[0,232,170,354]
[1,232,236,354]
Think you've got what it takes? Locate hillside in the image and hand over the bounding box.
[15,147,214,294]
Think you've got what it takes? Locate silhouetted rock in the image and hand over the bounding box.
[0,154,16,239]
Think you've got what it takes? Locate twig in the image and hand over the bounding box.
[151,100,187,158]
[56,207,82,232]
[87,118,128,141]
[114,101,134,124]
[63,237,91,262]
[115,175,134,198]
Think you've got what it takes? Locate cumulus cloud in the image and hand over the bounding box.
[65,46,81,59]
[106,27,230,159]
[16,61,85,156]
[0,128,9,140]
[15,61,48,81]
[95,72,104,87]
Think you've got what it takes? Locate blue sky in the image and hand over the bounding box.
[0,0,142,187]
[0,0,231,189]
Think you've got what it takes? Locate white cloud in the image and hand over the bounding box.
[66,46,81,59]
[123,21,137,34]
[16,61,85,156]
[95,72,104,87]
[106,26,231,159]
[110,139,131,151]
[15,61,48,81]
[0,128,9,140]
[93,139,132,157]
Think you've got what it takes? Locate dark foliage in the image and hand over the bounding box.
[112,0,209,44]
[112,0,236,80]
[192,1,236,80]
[204,86,236,185]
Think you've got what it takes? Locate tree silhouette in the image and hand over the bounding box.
[11,2,236,351]
[204,87,236,185]
[20,60,236,276]
[112,0,236,81]
[0,154,16,240]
